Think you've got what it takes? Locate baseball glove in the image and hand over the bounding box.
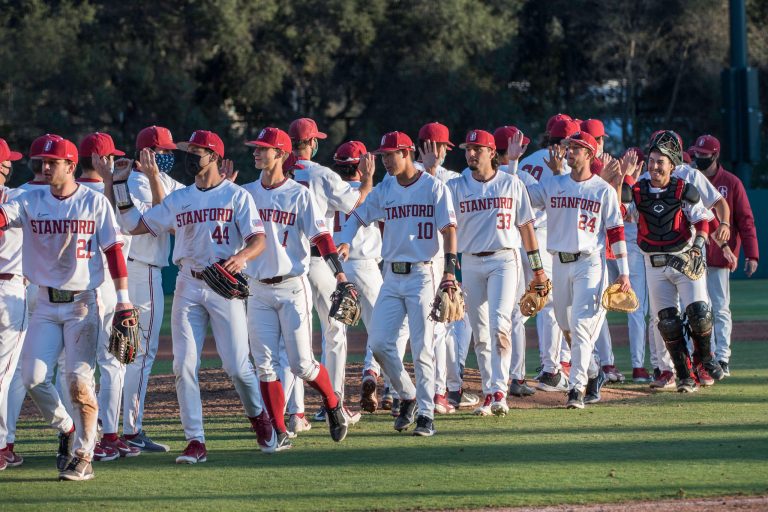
[601,284,639,313]
[109,308,140,365]
[201,261,250,300]
[518,278,552,317]
[429,280,465,323]
[668,249,706,280]
[329,282,362,326]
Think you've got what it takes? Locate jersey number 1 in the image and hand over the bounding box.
[212,226,230,245]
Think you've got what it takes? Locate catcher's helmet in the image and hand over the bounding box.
[649,130,683,167]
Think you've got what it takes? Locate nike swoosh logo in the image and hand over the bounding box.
[465,193,476,198]
[37,213,49,218]
[129,440,145,448]
[182,204,191,210]
[385,200,395,205]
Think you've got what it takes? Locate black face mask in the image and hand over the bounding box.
[694,156,715,171]
[184,152,204,177]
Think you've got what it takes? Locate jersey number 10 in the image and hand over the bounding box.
[416,222,433,239]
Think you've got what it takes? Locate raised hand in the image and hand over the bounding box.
[543,145,566,174]
[419,141,440,174]
[507,131,526,162]
[359,153,375,181]
[221,159,239,182]
[139,149,160,178]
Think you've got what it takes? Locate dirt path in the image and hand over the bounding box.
[450,495,768,511]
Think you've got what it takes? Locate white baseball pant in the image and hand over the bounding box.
[0,276,27,450]
[627,242,651,369]
[462,250,519,395]
[431,258,456,397]
[511,252,530,381]
[172,271,263,443]
[706,267,731,363]
[96,279,121,435]
[369,263,437,419]
[122,259,164,436]
[552,252,608,392]
[447,314,471,391]
[22,288,99,459]
[594,259,618,366]
[645,259,709,318]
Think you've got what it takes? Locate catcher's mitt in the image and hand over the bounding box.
[330,281,361,326]
[601,284,639,313]
[518,278,552,317]
[201,261,250,300]
[429,280,465,323]
[109,308,140,365]
[668,249,705,280]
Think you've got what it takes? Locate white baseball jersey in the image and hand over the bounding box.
[413,162,457,184]
[447,169,535,253]
[0,185,122,290]
[241,177,329,280]
[17,180,49,192]
[333,181,382,261]
[0,187,25,276]
[527,174,623,255]
[343,172,456,263]
[640,164,721,212]
[127,170,186,267]
[141,179,264,270]
[293,160,361,233]
[518,149,571,230]
[77,178,131,271]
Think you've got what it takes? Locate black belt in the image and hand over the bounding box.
[47,287,86,304]
[471,248,511,257]
[191,270,205,280]
[0,273,15,281]
[259,276,294,284]
[558,252,581,264]
[310,246,321,257]
[390,261,430,274]
[128,257,158,269]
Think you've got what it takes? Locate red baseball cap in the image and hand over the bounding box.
[549,119,580,139]
[626,147,645,162]
[546,113,572,134]
[177,130,225,158]
[683,151,692,164]
[79,132,125,158]
[245,127,292,152]
[579,119,607,138]
[692,134,720,156]
[29,134,64,157]
[493,126,530,151]
[32,138,79,164]
[375,131,415,153]
[334,141,367,163]
[288,118,327,140]
[460,129,496,150]
[0,139,23,162]
[418,122,454,147]
[282,153,304,172]
[136,126,177,151]
[565,131,598,154]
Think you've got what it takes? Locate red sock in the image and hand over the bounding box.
[124,433,138,440]
[259,380,287,433]
[103,433,118,442]
[294,412,304,419]
[307,365,339,409]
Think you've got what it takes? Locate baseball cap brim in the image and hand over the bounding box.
[176,142,207,152]
[112,149,127,156]
[567,139,596,153]
[154,142,177,150]
[459,142,494,149]
[691,147,716,156]
[6,151,22,161]
[245,140,284,149]
[32,152,76,161]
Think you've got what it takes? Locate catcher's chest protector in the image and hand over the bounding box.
[634,177,691,253]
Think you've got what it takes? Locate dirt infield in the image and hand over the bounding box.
[447,495,768,511]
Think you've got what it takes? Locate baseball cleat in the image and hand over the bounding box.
[718,361,730,377]
[124,430,170,452]
[433,393,455,414]
[57,429,74,471]
[490,392,509,417]
[536,371,568,392]
[253,410,278,450]
[473,394,493,416]
[393,399,417,432]
[584,367,607,404]
[175,440,207,464]
[101,437,141,458]
[380,387,394,410]
[287,414,311,437]
[704,360,725,381]
[650,370,676,390]
[360,370,379,413]
[412,415,436,437]
[2,444,23,467]
[566,389,585,409]
[312,408,327,422]
[447,389,480,408]
[694,363,715,386]
[390,398,401,417]
[93,441,120,462]
[326,394,349,442]
[58,457,94,481]
[0,453,5,471]
[343,407,362,426]
[632,367,653,383]
[509,379,536,397]
[601,365,625,383]
[273,431,293,452]
[677,378,699,393]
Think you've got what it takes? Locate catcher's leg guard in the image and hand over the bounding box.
[685,301,714,362]
[657,308,693,380]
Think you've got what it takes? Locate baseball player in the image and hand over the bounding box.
[289,117,372,422]
[446,129,545,417]
[329,141,409,413]
[519,116,579,391]
[242,127,355,449]
[615,130,727,392]
[0,137,133,481]
[526,131,631,409]
[338,131,457,436]
[76,132,140,461]
[114,130,275,463]
[96,125,184,452]
[495,125,539,398]
[0,139,26,472]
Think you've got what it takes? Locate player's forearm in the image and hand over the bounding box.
[314,233,348,281]
[714,198,729,225]
[337,214,362,246]
[117,208,150,236]
[519,222,538,253]
[148,173,166,206]
[105,245,130,301]
[356,175,373,203]
[441,226,457,278]
[236,233,266,262]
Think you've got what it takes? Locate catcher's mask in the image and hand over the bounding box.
[649,130,683,167]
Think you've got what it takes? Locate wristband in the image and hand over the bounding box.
[719,241,729,249]
[693,235,707,252]
[616,256,629,276]
[444,253,458,275]
[113,180,134,211]
[323,253,344,276]
[527,250,543,272]
[720,222,730,227]
[116,289,130,304]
